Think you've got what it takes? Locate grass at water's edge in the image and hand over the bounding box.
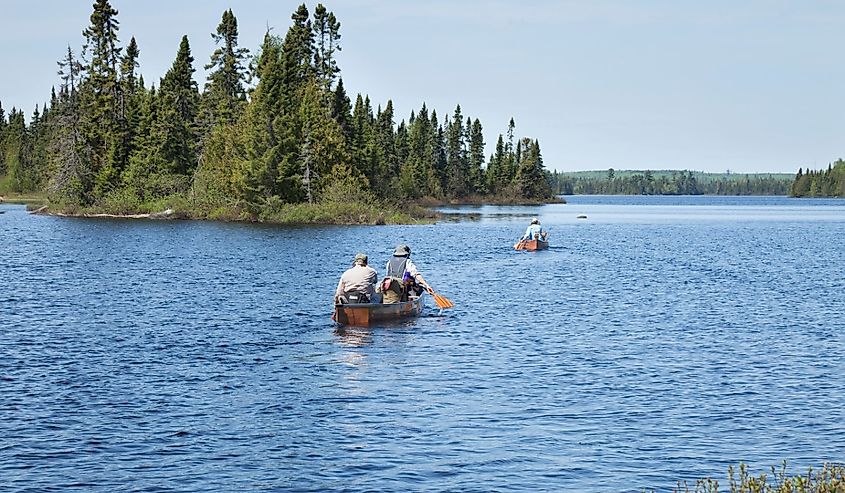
[12,192,563,224]
[22,195,440,225]
[1,191,48,206]
[663,461,845,493]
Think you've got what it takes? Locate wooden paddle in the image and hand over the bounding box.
[514,240,526,250]
[426,286,454,309]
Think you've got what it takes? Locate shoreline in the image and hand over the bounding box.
[13,194,565,225]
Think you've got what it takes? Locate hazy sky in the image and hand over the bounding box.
[1,0,842,173]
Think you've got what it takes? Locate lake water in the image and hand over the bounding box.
[2,195,845,492]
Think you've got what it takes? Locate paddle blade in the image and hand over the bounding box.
[427,288,454,309]
[433,293,454,309]
[514,240,524,250]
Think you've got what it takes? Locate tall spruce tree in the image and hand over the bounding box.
[80,0,123,201]
[0,101,6,176]
[514,138,552,200]
[156,35,199,178]
[374,100,397,196]
[241,32,286,208]
[112,36,140,185]
[312,4,341,92]
[50,48,87,202]
[468,118,485,195]
[202,9,249,128]
[445,105,468,198]
[299,77,350,203]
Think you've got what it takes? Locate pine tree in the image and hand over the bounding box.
[486,134,505,193]
[312,4,342,92]
[80,0,123,200]
[49,47,87,202]
[514,138,552,200]
[468,118,485,195]
[156,35,199,177]
[111,36,140,186]
[0,101,6,177]
[430,109,446,196]
[241,32,289,209]
[299,78,350,203]
[123,84,163,200]
[331,78,353,142]
[280,4,314,115]
[445,105,467,198]
[373,100,397,196]
[202,9,249,129]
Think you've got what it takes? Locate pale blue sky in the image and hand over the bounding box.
[1,0,842,173]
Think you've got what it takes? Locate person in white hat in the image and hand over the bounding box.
[520,217,547,241]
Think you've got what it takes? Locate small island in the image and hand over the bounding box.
[0,2,555,224]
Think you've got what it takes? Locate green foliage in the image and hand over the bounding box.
[79,0,123,202]
[99,186,143,214]
[668,462,845,493]
[156,35,199,177]
[554,169,792,195]
[319,163,375,205]
[11,3,565,224]
[200,9,249,133]
[790,160,845,197]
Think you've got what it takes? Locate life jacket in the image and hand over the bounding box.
[386,256,408,279]
[382,257,412,297]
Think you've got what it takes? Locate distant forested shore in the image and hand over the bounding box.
[0,2,554,224]
[551,165,845,197]
[790,160,845,197]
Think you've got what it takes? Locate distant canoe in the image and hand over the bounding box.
[333,296,424,327]
[515,238,549,251]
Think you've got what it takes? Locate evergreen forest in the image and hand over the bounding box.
[0,1,554,222]
[790,160,845,197]
[551,169,795,196]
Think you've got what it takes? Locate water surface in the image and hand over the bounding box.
[2,196,845,492]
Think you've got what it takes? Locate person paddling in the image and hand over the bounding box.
[520,217,548,241]
[380,244,431,304]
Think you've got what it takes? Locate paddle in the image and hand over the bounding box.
[426,286,454,309]
[514,240,526,250]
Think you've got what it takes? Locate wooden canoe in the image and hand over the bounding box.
[333,296,424,327]
[515,238,549,251]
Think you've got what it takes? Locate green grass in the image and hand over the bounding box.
[39,192,435,225]
[654,462,845,493]
[0,191,48,206]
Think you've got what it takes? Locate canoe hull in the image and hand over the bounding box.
[333,296,424,327]
[517,239,549,251]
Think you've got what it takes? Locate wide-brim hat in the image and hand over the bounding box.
[393,244,410,256]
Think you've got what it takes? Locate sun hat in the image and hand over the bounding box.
[353,252,368,264]
[530,218,539,224]
[393,244,411,256]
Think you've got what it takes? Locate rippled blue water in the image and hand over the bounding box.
[2,196,845,492]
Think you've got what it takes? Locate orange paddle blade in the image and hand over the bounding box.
[434,293,454,309]
[428,288,454,309]
[514,240,524,250]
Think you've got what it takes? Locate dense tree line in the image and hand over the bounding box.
[551,169,792,196]
[790,160,845,197]
[0,1,554,215]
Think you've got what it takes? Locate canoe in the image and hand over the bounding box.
[333,296,424,327]
[515,238,549,251]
